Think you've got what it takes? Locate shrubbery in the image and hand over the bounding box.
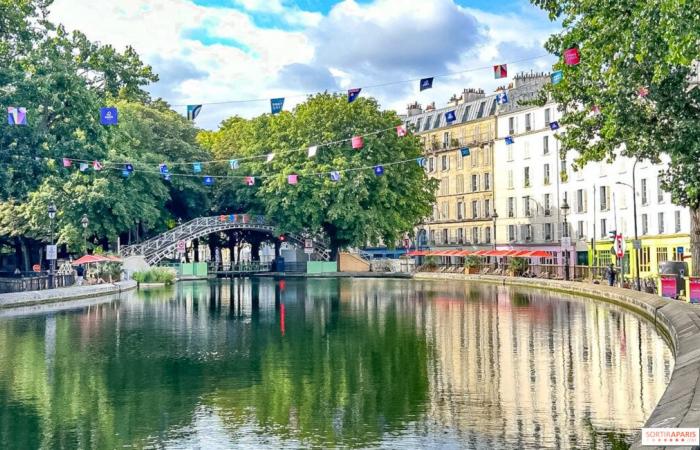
[133,268,176,285]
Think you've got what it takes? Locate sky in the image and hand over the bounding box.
[50,0,559,129]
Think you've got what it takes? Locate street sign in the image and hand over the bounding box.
[613,234,625,258]
[633,239,642,250]
[176,240,186,254]
[304,239,314,254]
[677,246,684,255]
[46,244,57,260]
[32,264,41,273]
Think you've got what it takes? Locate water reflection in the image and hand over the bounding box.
[0,278,672,449]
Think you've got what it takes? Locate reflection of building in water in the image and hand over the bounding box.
[421,281,673,448]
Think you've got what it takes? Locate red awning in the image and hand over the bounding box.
[72,254,112,265]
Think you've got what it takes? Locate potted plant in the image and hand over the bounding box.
[464,255,481,274]
[508,257,528,276]
[424,256,438,272]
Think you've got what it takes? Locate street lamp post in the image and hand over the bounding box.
[81,214,89,254]
[492,209,499,268]
[561,199,571,281]
[48,203,57,288]
[616,159,641,290]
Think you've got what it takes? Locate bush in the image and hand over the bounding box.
[133,268,176,285]
[464,255,481,268]
[508,257,529,276]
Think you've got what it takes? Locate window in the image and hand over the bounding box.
[424,116,432,131]
[415,118,422,131]
[441,155,449,171]
[442,131,449,148]
[599,250,612,268]
[457,201,464,220]
[472,200,479,219]
[429,230,435,244]
[599,186,610,211]
[508,197,515,217]
[577,220,585,239]
[507,145,513,161]
[657,181,664,203]
[471,148,479,167]
[440,177,449,195]
[484,147,491,165]
[442,229,448,244]
[489,101,497,116]
[657,247,669,264]
[457,152,463,169]
[641,178,648,205]
[642,213,648,235]
[485,226,492,243]
[470,227,478,243]
[484,173,491,190]
[457,228,464,243]
[544,223,553,241]
[524,141,530,158]
[471,174,478,192]
[675,210,681,233]
[508,225,516,241]
[561,157,568,182]
[576,189,587,213]
[507,170,514,189]
[525,113,532,131]
[461,106,471,123]
[477,102,486,118]
[600,218,607,238]
[435,113,443,129]
[523,196,532,217]
[543,135,549,154]
[522,224,533,241]
[658,212,665,234]
[456,175,464,194]
[428,157,434,172]
[544,193,551,215]
[441,202,449,220]
[640,247,651,272]
[673,247,684,261]
[544,163,550,185]
[508,117,515,135]
[523,167,530,187]
[544,108,551,125]
[432,205,438,221]
[484,199,491,218]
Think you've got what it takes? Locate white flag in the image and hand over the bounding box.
[308,146,317,158]
[266,153,275,163]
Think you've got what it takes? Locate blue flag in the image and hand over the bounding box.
[193,162,202,173]
[445,110,457,123]
[330,171,340,182]
[122,169,130,177]
[496,92,509,105]
[159,163,169,175]
[460,147,470,157]
[100,107,118,125]
[551,70,563,85]
[7,107,27,125]
[271,98,284,114]
[419,77,433,91]
[348,88,361,103]
[187,105,202,120]
[203,176,214,186]
[416,157,426,167]
[549,121,560,130]
[125,163,134,173]
[505,136,514,145]
[374,165,384,176]
[163,173,171,182]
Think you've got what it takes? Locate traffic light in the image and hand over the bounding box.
[608,230,617,239]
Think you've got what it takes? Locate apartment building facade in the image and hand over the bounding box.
[405,89,497,250]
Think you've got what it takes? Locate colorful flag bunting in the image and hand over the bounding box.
[493,64,508,79]
[419,77,433,91]
[203,176,214,186]
[308,146,318,157]
[122,169,130,177]
[287,174,298,185]
[62,158,72,168]
[351,136,363,149]
[7,107,27,125]
[330,171,340,182]
[159,163,169,175]
[193,162,202,173]
[551,70,563,85]
[93,161,103,171]
[563,48,580,66]
[79,163,89,172]
[374,165,384,176]
[187,104,202,121]
[496,92,509,105]
[348,88,361,103]
[460,147,470,157]
[638,86,649,98]
[164,173,171,182]
[270,98,284,114]
[445,110,457,123]
[125,163,134,173]
[229,159,239,170]
[100,107,118,125]
[266,153,275,163]
[416,157,426,167]
[396,125,407,137]
[505,136,514,145]
[549,121,560,131]
[245,176,255,186]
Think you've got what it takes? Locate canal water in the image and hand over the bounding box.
[0,278,672,449]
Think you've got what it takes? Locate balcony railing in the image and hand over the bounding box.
[425,134,493,152]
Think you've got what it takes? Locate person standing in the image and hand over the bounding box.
[606,263,616,286]
[76,265,85,286]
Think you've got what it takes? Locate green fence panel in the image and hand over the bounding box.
[307,261,338,273]
[180,263,194,276]
[194,262,208,277]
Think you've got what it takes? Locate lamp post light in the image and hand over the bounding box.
[492,209,499,268]
[616,159,641,290]
[48,203,57,288]
[561,198,571,281]
[81,214,89,254]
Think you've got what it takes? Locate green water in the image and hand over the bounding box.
[0,278,673,449]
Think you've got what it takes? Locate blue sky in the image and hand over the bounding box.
[50,0,558,129]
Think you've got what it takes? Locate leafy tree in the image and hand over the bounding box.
[531,0,700,275]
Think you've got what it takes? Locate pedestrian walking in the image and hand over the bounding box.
[605,263,616,286]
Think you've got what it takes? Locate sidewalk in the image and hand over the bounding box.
[0,280,137,309]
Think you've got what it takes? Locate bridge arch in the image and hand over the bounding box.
[120,215,329,265]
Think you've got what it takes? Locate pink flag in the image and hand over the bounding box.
[287,174,298,185]
[638,86,649,98]
[351,135,364,149]
[93,160,103,171]
[62,158,72,167]
[563,48,580,65]
[245,176,255,186]
[396,125,407,137]
[493,64,508,79]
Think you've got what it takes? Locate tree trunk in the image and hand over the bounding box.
[251,241,261,262]
[20,238,30,272]
[193,239,200,262]
[691,206,700,277]
[14,237,22,271]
